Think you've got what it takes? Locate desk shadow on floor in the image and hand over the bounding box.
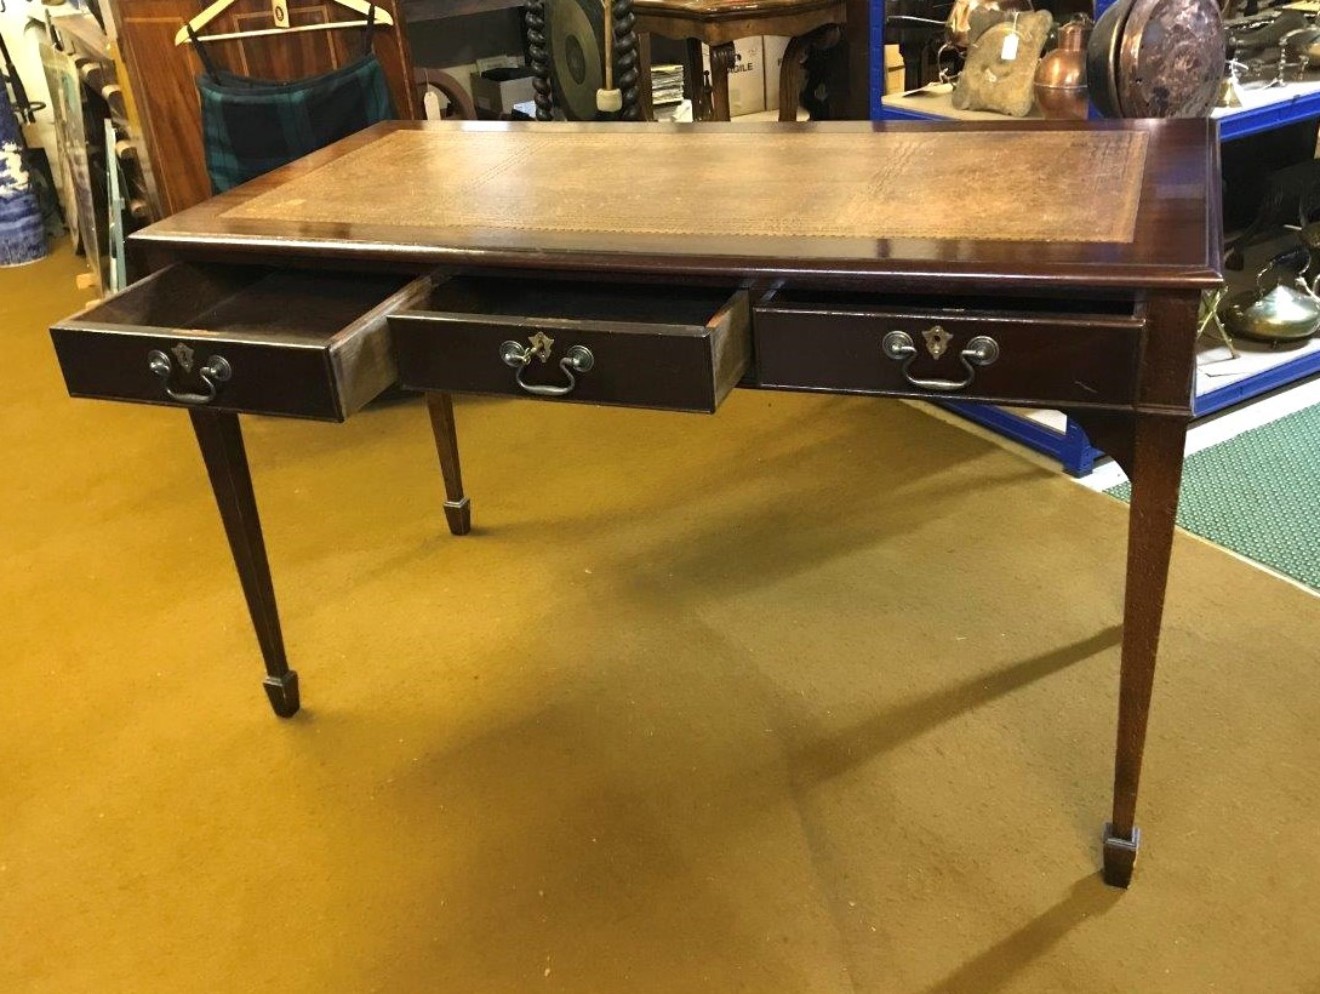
[920,876,1123,994]
[786,626,1124,789]
[288,620,1126,991]
[350,393,1045,596]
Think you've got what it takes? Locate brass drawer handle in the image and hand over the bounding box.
[500,332,595,398]
[148,346,232,405]
[881,329,999,392]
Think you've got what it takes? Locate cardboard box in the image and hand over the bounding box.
[763,35,790,112]
[469,67,537,116]
[703,37,765,117]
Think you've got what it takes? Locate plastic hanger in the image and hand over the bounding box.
[173,0,393,46]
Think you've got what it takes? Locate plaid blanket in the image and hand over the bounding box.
[197,54,395,194]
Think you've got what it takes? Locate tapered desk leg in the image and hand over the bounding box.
[190,410,299,718]
[425,392,471,536]
[1103,413,1188,887]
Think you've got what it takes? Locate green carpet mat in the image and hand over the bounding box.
[1107,404,1320,590]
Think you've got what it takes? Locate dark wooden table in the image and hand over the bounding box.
[50,119,1222,888]
[401,0,525,18]
[635,0,846,120]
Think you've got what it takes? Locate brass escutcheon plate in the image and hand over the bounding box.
[171,341,195,372]
[923,325,953,360]
[527,331,555,362]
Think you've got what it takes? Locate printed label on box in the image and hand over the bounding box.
[764,36,790,112]
[702,37,766,116]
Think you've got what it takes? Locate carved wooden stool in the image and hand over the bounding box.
[634,0,846,121]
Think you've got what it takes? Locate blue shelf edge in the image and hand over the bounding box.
[940,401,1103,477]
[876,103,946,122]
[1217,91,1320,141]
[875,94,1320,141]
[939,347,1320,478]
[1194,347,1320,417]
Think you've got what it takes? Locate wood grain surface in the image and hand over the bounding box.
[222,128,1148,243]
[635,0,845,46]
[636,0,841,13]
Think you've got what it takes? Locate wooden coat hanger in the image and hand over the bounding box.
[173,0,394,46]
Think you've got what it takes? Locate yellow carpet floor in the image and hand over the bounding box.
[4,246,1320,993]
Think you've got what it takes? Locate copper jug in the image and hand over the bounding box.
[1033,16,1091,119]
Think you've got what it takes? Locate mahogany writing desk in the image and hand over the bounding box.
[49,120,1222,887]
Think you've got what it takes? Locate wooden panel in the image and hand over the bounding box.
[108,0,419,218]
[389,277,751,412]
[753,288,1144,408]
[401,0,524,19]
[635,0,844,45]
[228,5,341,78]
[331,272,437,415]
[636,0,840,13]
[223,127,1149,243]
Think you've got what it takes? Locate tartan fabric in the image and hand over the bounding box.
[197,54,395,194]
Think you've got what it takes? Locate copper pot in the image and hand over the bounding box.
[1034,16,1091,119]
[946,0,1034,48]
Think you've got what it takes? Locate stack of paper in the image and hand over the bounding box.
[651,64,684,107]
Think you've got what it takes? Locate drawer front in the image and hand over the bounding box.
[51,328,340,419]
[50,264,431,421]
[753,298,1143,408]
[391,285,750,414]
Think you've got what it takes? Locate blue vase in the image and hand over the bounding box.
[0,85,48,267]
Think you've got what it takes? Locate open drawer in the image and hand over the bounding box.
[50,263,433,420]
[754,287,1145,409]
[388,276,751,414]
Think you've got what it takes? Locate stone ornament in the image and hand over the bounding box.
[952,9,1054,117]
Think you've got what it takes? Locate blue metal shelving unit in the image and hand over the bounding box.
[1195,344,1320,416]
[944,402,1103,475]
[1219,90,1320,140]
[869,0,1320,475]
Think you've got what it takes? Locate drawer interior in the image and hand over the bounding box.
[420,275,737,328]
[392,275,750,413]
[55,262,431,421]
[88,264,419,340]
